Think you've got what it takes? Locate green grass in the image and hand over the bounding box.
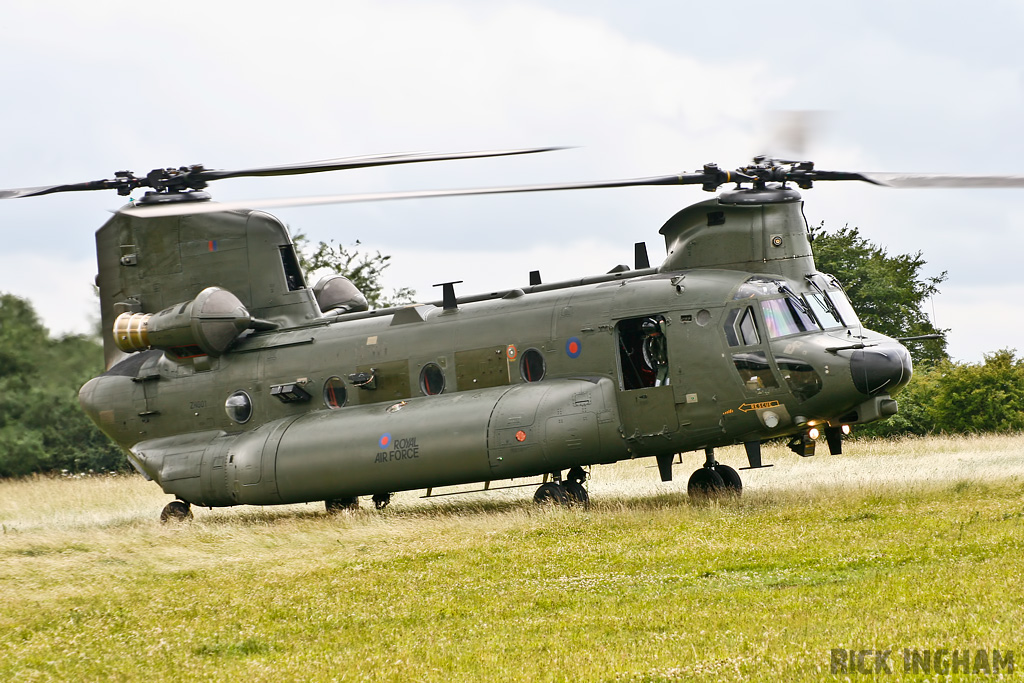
[1,434,1023,681]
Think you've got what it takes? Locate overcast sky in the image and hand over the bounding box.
[1,1,1021,363]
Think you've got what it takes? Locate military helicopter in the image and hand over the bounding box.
[3,148,1016,521]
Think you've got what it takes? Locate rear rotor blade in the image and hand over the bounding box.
[196,147,569,181]
[0,147,567,200]
[0,178,126,199]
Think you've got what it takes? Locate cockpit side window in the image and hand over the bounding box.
[739,308,759,345]
[724,306,760,347]
[731,351,779,393]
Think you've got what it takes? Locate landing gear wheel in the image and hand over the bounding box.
[563,481,590,508]
[566,466,587,484]
[160,500,193,523]
[713,464,742,495]
[534,482,569,506]
[372,493,392,510]
[687,468,725,501]
[325,497,359,514]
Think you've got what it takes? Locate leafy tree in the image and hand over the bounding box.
[858,349,1024,437]
[293,235,415,309]
[0,294,125,478]
[810,224,948,366]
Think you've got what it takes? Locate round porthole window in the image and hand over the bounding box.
[520,348,546,382]
[419,363,445,395]
[225,390,253,424]
[323,376,347,408]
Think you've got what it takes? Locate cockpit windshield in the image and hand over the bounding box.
[733,276,821,339]
[804,291,843,329]
[761,297,818,338]
[805,274,862,328]
[826,288,861,327]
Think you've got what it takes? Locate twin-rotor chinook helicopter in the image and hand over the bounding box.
[3,147,1013,521]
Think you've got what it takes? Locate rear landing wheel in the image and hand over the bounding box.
[160,500,193,523]
[372,493,392,510]
[325,497,359,513]
[563,481,590,508]
[534,482,569,506]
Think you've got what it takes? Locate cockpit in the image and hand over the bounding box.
[728,274,860,342]
[723,274,861,403]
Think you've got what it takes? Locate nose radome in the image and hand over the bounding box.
[850,344,913,395]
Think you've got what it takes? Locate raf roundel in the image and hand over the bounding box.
[565,336,582,359]
[379,433,392,450]
[506,344,518,361]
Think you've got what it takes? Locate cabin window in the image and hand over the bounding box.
[617,315,670,390]
[419,363,446,395]
[520,348,546,382]
[225,390,253,423]
[323,376,347,408]
[776,355,823,402]
[731,352,779,393]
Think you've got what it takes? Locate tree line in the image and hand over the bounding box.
[0,231,1020,477]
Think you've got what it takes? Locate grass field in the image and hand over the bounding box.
[2,434,1023,681]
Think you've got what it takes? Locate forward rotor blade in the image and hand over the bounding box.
[120,172,710,218]
[854,172,1024,189]
[197,147,568,181]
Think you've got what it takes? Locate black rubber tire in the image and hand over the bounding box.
[534,482,569,506]
[160,500,193,523]
[372,493,392,510]
[563,481,590,508]
[325,497,359,513]
[687,468,725,500]
[713,464,742,495]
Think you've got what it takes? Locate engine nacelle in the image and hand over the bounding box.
[113,286,252,358]
[313,274,369,315]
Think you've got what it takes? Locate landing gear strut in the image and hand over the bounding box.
[160,500,193,523]
[563,466,590,508]
[687,448,742,500]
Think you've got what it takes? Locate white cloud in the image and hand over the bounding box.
[1,0,1022,366]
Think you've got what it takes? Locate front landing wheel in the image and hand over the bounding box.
[160,500,193,523]
[687,468,725,501]
[713,464,742,495]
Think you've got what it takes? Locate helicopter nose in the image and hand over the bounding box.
[850,343,913,395]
